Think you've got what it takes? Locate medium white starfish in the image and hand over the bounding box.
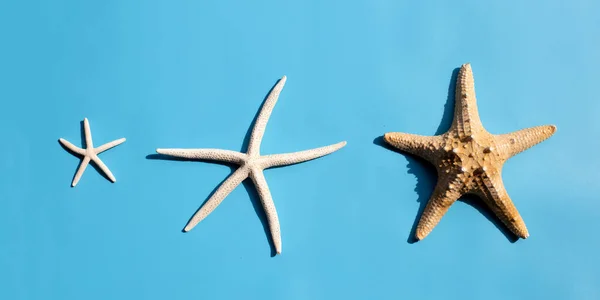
[156,76,346,254]
[59,118,126,187]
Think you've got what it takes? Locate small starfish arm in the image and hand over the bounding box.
[58,138,85,156]
[83,118,94,148]
[415,175,465,240]
[383,133,443,162]
[95,138,127,154]
[475,173,529,238]
[156,148,247,164]
[451,63,484,137]
[260,141,347,168]
[183,167,250,232]
[91,156,118,183]
[250,170,282,254]
[495,125,557,160]
[247,76,287,156]
[71,156,91,187]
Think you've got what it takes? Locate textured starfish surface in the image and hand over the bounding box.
[59,118,126,187]
[156,76,346,254]
[384,64,556,241]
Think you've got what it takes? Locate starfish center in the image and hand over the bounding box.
[440,133,501,189]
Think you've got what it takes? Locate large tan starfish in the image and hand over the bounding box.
[384,63,556,241]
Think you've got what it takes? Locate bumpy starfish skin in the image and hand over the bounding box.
[59,118,126,187]
[156,76,346,254]
[384,64,556,241]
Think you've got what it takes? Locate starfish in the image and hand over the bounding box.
[384,63,556,241]
[59,118,126,187]
[156,76,346,254]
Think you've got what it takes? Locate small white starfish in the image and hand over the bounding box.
[59,118,126,187]
[156,76,346,254]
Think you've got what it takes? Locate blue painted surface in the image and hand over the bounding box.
[0,0,599,299]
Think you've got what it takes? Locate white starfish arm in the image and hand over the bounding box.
[83,118,94,148]
[259,141,347,169]
[247,76,287,156]
[91,156,116,183]
[59,138,85,156]
[71,156,91,187]
[183,167,250,232]
[156,148,247,164]
[250,169,282,254]
[95,138,126,154]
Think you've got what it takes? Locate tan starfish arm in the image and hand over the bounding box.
[383,132,443,162]
[183,167,249,232]
[259,141,347,169]
[71,156,91,187]
[415,175,465,240]
[451,63,484,137]
[83,118,94,148]
[156,148,247,164]
[247,76,287,156]
[494,125,557,160]
[91,156,117,183]
[58,138,86,156]
[95,138,126,154]
[250,169,282,254]
[474,172,529,238]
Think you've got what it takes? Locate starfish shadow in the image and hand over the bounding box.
[58,120,113,186]
[145,78,285,257]
[374,67,518,243]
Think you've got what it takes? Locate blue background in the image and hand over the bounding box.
[0,0,598,299]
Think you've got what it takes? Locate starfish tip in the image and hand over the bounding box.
[278,76,287,85]
[383,132,390,139]
[414,231,426,241]
[383,133,395,144]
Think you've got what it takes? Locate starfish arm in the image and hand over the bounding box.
[59,138,86,156]
[91,156,117,183]
[451,63,484,137]
[415,174,465,240]
[83,118,94,148]
[183,167,249,232]
[474,172,529,238]
[250,169,282,254]
[71,156,91,187]
[95,138,126,154]
[156,148,247,164]
[246,76,287,156]
[259,141,347,169]
[383,132,442,163]
[495,125,557,160]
